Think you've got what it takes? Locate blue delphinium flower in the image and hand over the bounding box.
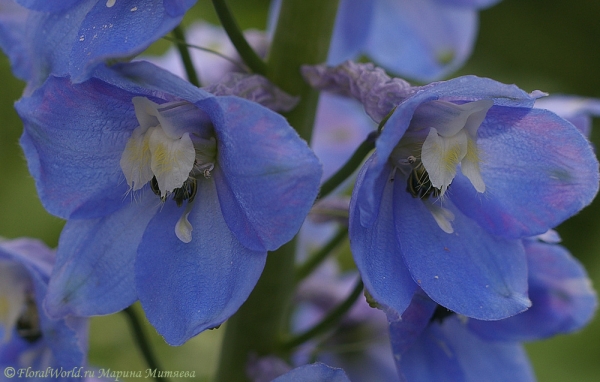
[304,61,599,321]
[389,233,597,381]
[15,60,322,345]
[0,0,196,90]
[270,0,500,82]
[0,238,88,379]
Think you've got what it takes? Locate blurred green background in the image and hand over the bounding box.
[0,0,599,380]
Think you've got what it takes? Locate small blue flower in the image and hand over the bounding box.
[389,233,597,381]
[329,0,501,81]
[15,61,322,345]
[0,238,88,379]
[305,61,599,320]
[0,0,196,90]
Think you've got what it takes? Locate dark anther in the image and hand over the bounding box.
[16,294,42,343]
[172,178,198,207]
[430,305,455,324]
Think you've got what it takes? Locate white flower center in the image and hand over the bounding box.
[120,97,217,243]
[390,99,493,233]
[0,261,35,343]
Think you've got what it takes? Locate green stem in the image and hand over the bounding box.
[211,0,267,75]
[214,2,340,381]
[266,0,341,142]
[295,227,348,283]
[171,25,201,87]
[319,132,377,199]
[122,306,168,382]
[280,279,364,351]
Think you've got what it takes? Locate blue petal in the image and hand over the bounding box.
[452,107,599,238]
[97,61,211,104]
[272,363,351,382]
[399,317,535,382]
[70,0,195,82]
[16,75,139,219]
[0,1,33,83]
[203,96,321,252]
[468,240,597,341]
[388,291,438,355]
[136,177,266,345]
[45,193,158,318]
[393,184,530,319]
[15,0,82,11]
[365,0,477,81]
[328,0,374,64]
[16,0,96,89]
[350,159,417,317]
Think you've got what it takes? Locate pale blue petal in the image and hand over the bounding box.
[136,178,266,346]
[393,184,530,320]
[452,107,599,238]
[388,291,438,355]
[365,0,477,81]
[44,193,158,318]
[350,159,416,317]
[203,96,321,252]
[328,0,373,63]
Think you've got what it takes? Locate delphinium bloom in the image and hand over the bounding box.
[390,233,597,381]
[270,0,501,82]
[0,238,88,377]
[0,0,196,90]
[303,61,599,321]
[15,60,321,345]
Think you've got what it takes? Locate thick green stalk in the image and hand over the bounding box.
[267,0,341,142]
[215,1,340,381]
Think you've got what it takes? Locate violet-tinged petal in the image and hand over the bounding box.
[468,240,597,341]
[205,96,321,252]
[350,159,417,317]
[535,95,600,137]
[451,107,599,238]
[272,363,351,382]
[70,0,195,82]
[203,72,299,112]
[302,61,413,121]
[16,75,139,220]
[398,317,535,382]
[44,194,159,318]
[388,291,438,355]
[393,184,530,320]
[136,178,266,346]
